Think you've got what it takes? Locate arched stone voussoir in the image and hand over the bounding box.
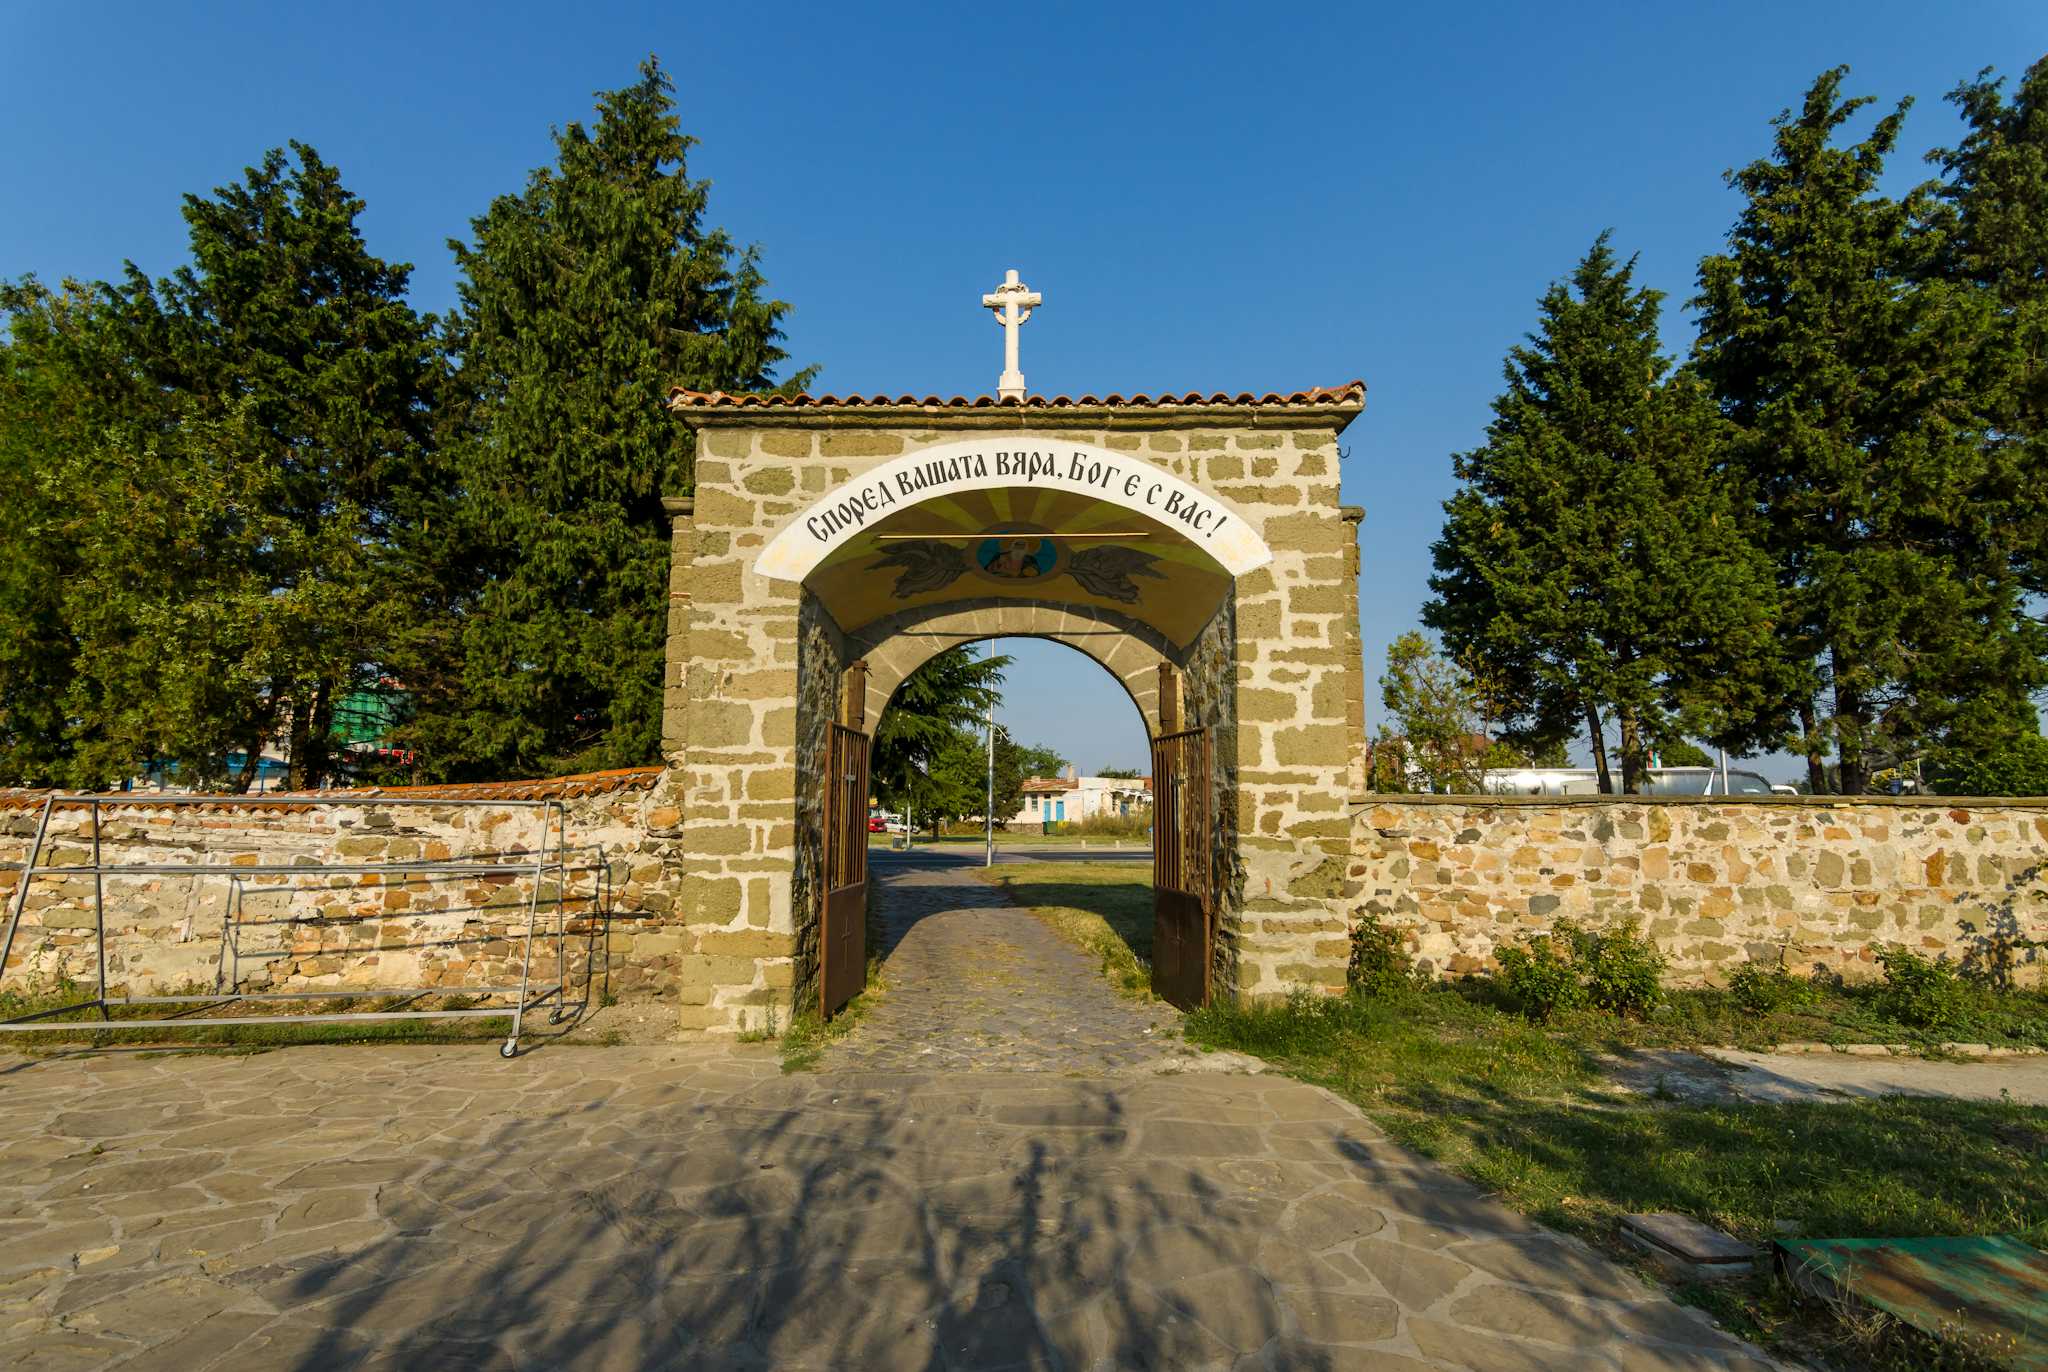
[852,598,1174,738]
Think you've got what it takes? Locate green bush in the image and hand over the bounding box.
[1727,963,1821,1015]
[1496,924,1589,1021]
[1580,919,1667,1017]
[1873,945,1974,1033]
[1496,918,1667,1021]
[1347,912,1415,999]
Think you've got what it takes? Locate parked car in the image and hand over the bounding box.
[1480,765,1793,797]
[868,816,888,833]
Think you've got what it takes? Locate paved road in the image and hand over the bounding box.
[0,856,1777,1370]
[873,844,1150,865]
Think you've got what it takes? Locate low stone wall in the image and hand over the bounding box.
[1351,796,2048,986]
[0,769,703,1003]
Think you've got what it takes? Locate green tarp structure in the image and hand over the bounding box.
[1776,1235,2048,1370]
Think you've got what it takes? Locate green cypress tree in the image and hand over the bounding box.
[1693,68,2039,795]
[1427,235,1784,792]
[1927,58,2048,777]
[412,57,814,779]
[1934,57,2048,467]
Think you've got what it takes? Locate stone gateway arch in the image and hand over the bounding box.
[659,386,1368,1032]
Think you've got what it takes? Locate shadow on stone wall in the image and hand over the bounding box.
[1953,858,2046,989]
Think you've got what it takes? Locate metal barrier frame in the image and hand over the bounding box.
[0,793,573,1058]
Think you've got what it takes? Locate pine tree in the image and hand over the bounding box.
[1693,68,2039,795]
[412,57,814,779]
[871,647,1008,830]
[1934,57,2048,463]
[1427,236,1784,792]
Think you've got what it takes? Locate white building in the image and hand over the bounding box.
[1008,769,1152,827]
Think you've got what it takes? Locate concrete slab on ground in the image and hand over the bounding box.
[1610,1047,2048,1106]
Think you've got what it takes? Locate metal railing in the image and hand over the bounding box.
[0,793,576,1057]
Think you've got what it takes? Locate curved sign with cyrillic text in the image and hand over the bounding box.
[752,438,1271,583]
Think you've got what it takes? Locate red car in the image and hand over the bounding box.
[867,816,887,833]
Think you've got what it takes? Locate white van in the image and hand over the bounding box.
[1480,766,1794,797]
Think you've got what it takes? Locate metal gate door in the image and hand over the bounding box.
[820,723,871,1020]
[1151,726,1212,1010]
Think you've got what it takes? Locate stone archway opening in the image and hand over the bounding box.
[867,629,1156,837]
[789,578,1244,1019]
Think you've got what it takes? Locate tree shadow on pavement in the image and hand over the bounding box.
[265,1073,1333,1371]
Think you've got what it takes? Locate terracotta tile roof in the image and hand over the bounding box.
[668,382,1366,412]
[0,766,664,813]
[1019,777,1076,793]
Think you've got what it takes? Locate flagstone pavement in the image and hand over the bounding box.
[0,855,1780,1370]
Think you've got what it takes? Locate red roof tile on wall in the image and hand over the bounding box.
[667,382,1367,412]
[0,765,665,813]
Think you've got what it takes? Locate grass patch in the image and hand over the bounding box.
[779,979,882,1072]
[1187,987,2048,1370]
[1605,981,2048,1055]
[777,879,889,1072]
[871,833,1152,848]
[975,861,1155,998]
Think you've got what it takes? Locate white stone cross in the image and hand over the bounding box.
[982,269,1041,401]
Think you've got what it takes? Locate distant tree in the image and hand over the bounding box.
[1016,743,1068,779]
[408,56,815,779]
[1653,739,1714,768]
[871,647,1008,829]
[1097,766,1141,779]
[1693,67,2041,794]
[918,728,993,834]
[1366,730,1407,793]
[1930,727,2048,797]
[980,732,1068,826]
[1375,631,1513,793]
[1428,235,1786,792]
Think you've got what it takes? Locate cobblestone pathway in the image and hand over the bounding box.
[0,855,1779,1369]
[820,853,1181,1075]
[0,1046,1778,1370]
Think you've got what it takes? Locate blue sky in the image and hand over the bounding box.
[3,1,2042,778]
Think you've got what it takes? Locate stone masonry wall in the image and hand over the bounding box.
[1180,594,1244,998]
[675,414,1368,1021]
[0,770,692,1001]
[1352,796,2048,986]
[789,587,848,1015]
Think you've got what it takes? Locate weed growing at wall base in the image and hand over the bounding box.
[1873,945,1976,1034]
[1727,963,1822,1015]
[1345,910,1418,999]
[1495,919,1666,1020]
